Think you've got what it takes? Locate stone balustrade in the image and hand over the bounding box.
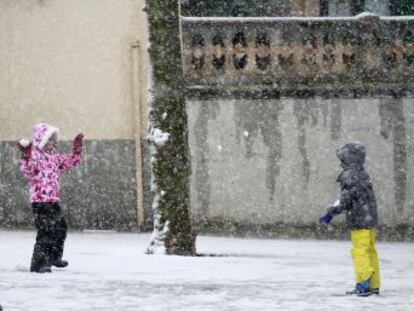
[181,15,414,91]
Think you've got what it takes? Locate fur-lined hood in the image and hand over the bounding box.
[32,123,60,150]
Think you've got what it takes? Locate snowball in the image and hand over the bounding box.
[19,139,31,148]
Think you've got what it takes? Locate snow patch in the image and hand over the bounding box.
[145,42,171,255]
[14,265,28,272]
[1,231,414,310]
[149,128,170,147]
[181,14,414,23]
[146,209,169,255]
[381,15,414,21]
[355,12,378,19]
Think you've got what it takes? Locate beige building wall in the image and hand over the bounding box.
[0,0,149,141]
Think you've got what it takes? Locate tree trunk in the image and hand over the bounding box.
[145,0,196,256]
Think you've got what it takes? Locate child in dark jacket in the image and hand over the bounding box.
[17,123,83,273]
[319,142,380,296]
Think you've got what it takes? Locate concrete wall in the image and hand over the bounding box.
[0,0,151,230]
[330,0,390,16]
[187,96,414,238]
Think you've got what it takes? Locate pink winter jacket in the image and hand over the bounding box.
[20,123,82,203]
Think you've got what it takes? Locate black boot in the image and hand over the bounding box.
[52,258,69,268]
[31,251,52,273]
[50,207,68,268]
[38,266,52,273]
[371,288,380,295]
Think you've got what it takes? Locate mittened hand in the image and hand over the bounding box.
[73,133,84,153]
[319,212,333,226]
[16,139,32,159]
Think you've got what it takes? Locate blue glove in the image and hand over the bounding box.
[319,211,334,225]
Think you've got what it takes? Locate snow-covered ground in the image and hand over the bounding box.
[1,231,413,311]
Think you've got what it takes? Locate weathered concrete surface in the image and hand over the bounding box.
[187,97,414,238]
[0,0,149,141]
[0,140,153,230]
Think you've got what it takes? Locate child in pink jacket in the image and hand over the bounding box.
[17,123,83,273]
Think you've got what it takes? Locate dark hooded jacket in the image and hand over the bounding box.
[328,142,378,230]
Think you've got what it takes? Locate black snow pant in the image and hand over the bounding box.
[30,202,67,272]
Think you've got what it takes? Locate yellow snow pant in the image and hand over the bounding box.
[351,229,381,289]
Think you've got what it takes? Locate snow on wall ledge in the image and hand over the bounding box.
[186,96,414,240]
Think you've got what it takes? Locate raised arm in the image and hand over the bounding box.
[58,133,84,171]
[17,139,38,178]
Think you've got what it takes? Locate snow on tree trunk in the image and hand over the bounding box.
[145,0,196,256]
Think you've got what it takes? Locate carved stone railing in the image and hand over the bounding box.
[180,15,414,94]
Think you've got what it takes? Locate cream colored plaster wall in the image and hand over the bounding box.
[0,0,149,140]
